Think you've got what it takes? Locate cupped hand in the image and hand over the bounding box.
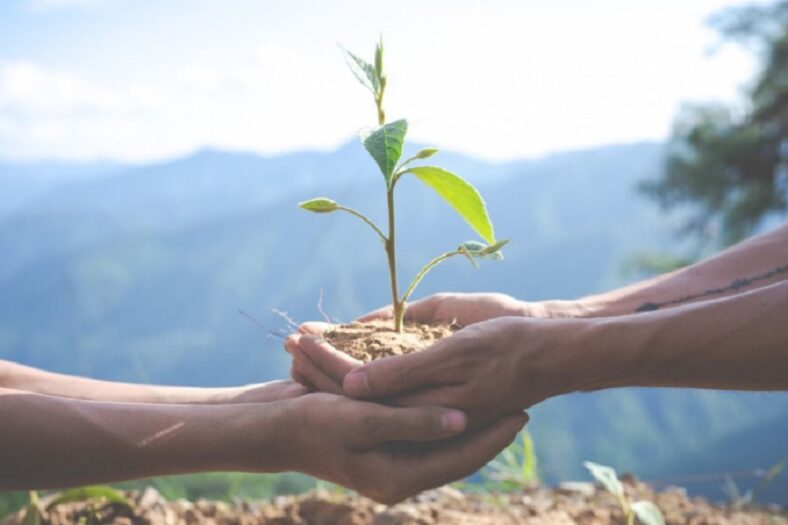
[289,316,581,428]
[284,292,558,393]
[284,392,528,504]
[284,292,590,394]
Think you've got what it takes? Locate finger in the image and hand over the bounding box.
[257,380,310,401]
[414,413,530,494]
[284,334,299,355]
[383,387,504,431]
[399,412,528,495]
[353,404,468,449]
[343,338,457,398]
[291,345,345,395]
[299,335,361,383]
[401,296,440,322]
[356,305,393,322]
[383,385,461,410]
[298,322,334,336]
[358,297,436,323]
[290,366,315,391]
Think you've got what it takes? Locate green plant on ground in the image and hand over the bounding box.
[584,461,665,525]
[482,430,540,491]
[299,38,507,332]
[723,454,788,508]
[47,486,131,525]
[14,487,130,525]
[20,492,41,525]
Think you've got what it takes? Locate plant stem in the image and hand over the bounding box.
[386,188,403,332]
[374,59,403,331]
[619,495,634,525]
[400,250,464,307]
[375,77,386,127]
[336,206,387,242]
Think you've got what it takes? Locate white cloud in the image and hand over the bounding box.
[0,0,759,163]
[0,51,361,161]
[26,0,119,12]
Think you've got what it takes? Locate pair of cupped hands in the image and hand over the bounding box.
[272,292,581,504]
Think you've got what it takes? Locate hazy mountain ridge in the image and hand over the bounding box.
[0,141,785,501]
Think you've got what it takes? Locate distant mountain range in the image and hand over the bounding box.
[0,142,785,502]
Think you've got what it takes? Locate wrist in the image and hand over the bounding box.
[515,299,598,319]
[569,315,652,392]
[543,299,599,319]
[509,316,645,401]
[203,401,292,473]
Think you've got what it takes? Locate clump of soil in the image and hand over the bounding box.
[322,319,459,362]
[5,478,786,525]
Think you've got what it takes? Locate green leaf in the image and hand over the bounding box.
[413,147,438,160]
[342,47,379,94]
[22,492,41,525]
[459,239,508,260]
[479,238,509,256]
[374,37,384,78]
[583,461,624,497]
[407,166,495,244]
[47,486,131,510]
[631,501,665,525]
[461,241,486,252]
[361,119,408,188]
[21,504,41,525]
[299,198,339,213]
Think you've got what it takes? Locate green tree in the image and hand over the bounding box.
[641,0,788,246]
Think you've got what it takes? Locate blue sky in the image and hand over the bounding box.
[0,0,768,162]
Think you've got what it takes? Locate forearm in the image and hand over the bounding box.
[0,360,250,404]
[574,223,788,316]
[0,388,289,490]
[569,280,788,392]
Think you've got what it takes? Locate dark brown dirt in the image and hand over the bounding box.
[6,479,785,525]
[323,320,458,362]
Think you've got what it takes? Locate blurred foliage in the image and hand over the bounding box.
[641,0,788,246]
[481,430,540,491]
[0,492,29,523]
[620,251,696,279]
[0,473,316,521]
[116,472,315,501]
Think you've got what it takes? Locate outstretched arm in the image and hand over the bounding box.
[578,279,788,391]
[0,360,302,404]
[350,222,788,325]
[0,386,284,489]
[573,222,788,316]
[0,385,525,504]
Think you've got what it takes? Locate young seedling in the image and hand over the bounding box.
[299,38,507,333]
[482,430,540,491]
[21,491,41,525]
[16,486,131,525]
[584,461,665,525]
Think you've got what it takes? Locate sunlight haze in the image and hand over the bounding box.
[0,0,766,162]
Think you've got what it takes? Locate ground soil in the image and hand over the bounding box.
[323,320,458,362]
[5,479,785,525]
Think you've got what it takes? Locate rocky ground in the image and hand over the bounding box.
[4,478,786,525]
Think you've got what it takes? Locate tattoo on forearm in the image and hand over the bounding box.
[635,264,788,312]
